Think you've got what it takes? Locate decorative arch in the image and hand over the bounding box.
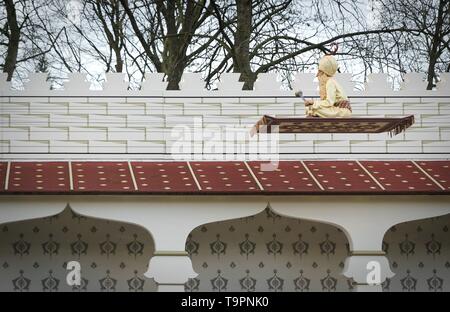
[0,205,156,292]
[382,213,450,292]
[185,205,352,292]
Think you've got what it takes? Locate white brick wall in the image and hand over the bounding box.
[404,103,439,115]
[367,103,404,115]
[127,141,165,154]
[127,115,165,128]
[3,102,29,114]
[314,141,350,153]
[0,141,9,153]
[50,140,88,153]
[107,127,145,141]
[108,103,145,115]
[183,103,221,115]
[279,141,314,153]
[404,128,440,141]
[165,115,202,128]
[350,141,386,153]
[69,102,107,115]
[50,114,88,127]
[69,127,107,141]
[10,114,49,127]
[29,127,68,141]
[221,102,258,115]
[440,128,450,140]
[146,102,183,115]
[0,127,29,140]
[31,102,68,115]
[1,71,449,157]
[89,141,126,153]
[10,140,49,153]
[387,141,423,153]
[258,102,295,116]
[88,114,126,127]
[423,141,450,153]
[145,127,167,141]
[439,103,450,114]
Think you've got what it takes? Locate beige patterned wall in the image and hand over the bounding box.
[187,208,350,292]
[0,207,448,292]
[0,208,157,292]
[383,215,450,292]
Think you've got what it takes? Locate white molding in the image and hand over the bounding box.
[187,161,202,191]
[412,160,445,190]
[3,154,448,161]
[356,160,385,191]
[269,195,450,251]
[68,160,73,190]
[128,161,138,191]
[4,161,11,191]
[300,160,324,190]
[244,161,264,191]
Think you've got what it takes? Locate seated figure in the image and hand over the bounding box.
[304,55,352,117]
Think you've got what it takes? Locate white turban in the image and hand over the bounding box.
[318,55,338,77]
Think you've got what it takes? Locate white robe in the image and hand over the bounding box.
[306,78,352,117]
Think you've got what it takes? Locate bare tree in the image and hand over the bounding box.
[88,0,127,73]
[207,0,412,89]
[2,0,445,92]
[1,0,20,81]
[1,0,61,81]
[119,0,219,89]
[360,0,450,89]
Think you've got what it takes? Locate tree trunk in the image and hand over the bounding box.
[114,47,123,72]
[426,0,446,90]
[163,36,187,90]
[233,0,256,90]
[3,0,20,81]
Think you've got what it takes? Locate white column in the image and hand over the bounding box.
[146,251,196,292]
[270,195,450,292]
[342,252,394,292]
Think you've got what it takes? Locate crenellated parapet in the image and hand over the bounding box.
[1,72,449,96]
[1,72,450,157]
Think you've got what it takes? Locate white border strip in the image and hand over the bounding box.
[68,161,74,190]
[4,161,11,191]
[244,161,264,191]
[2,154,450,161]
[356,160,386,191]
[300,161,324,191]
[187,162,202,191]
[412,161,445,191]
[128,161,138,191]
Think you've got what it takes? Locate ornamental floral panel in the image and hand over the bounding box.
[186,207,350,292]
[0,207,156,292]
[382,215,450,292]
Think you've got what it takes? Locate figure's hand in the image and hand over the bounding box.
[304,99,314,106]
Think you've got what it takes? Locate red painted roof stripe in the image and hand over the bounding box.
[303,161,383,192]
[131,161,198,192]
[356,161,386,191]
[190,161,259,192]
[248,161,322,192]
[414,161,450,191]
[359,161,439,192]
[8,162,70,192]
[71,162,134,192]
[1,161,449,194]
